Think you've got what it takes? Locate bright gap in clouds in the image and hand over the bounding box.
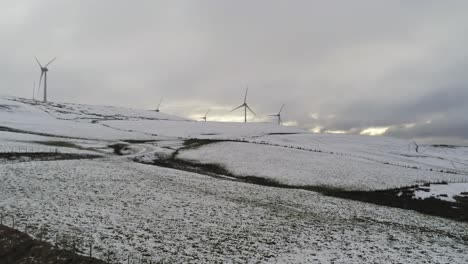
[360,127,390,136]
[324,130,348,134]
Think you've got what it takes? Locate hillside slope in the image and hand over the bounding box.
[1,96,468,263]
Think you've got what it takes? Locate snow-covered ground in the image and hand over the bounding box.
[247,133,468,174]
[1,96,468,263]
[177,141,468,190]
[0,131,109,156]
[413,183,468,202]
[1,158,467,263]
[0,96,301,140]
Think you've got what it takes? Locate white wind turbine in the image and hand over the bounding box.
[35,57,57,102]
[268,104,285,125]
[32,81,36,101]
[155,97,163,112]
[231,86,256,123]
[199,109,210,122]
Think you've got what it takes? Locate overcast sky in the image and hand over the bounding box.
[1,1,468,144]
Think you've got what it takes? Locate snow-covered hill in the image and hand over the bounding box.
[0,96,302,140]
[1,96,468,263]
[1,95,468,190]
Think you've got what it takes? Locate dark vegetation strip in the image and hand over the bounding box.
[267,132,303,135]
[34,141,84,149]
[0,153,101,162]
[122,139,159,144]
[0,126,89,140]
[0,224,106,264]
[333,185,468,222]
[34,141,102,153]
[170,138,234,159]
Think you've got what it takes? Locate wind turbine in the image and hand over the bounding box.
[155,97,163,112]
[35,57,57,102]
[231,86,256,123]
[199,109,210,122]
[268,104,285,125]
[32,81,36,101]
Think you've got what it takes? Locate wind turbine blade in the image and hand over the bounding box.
[279,104,285,114]
[157,97,164,109]
[35,57,43,68]
[246,104,256,116]
[231,104,244,112]
[244,86,248,103]
[279,116,282,125]
[38,72,44,93]
[46,57,57,67]
[267,114,278,117]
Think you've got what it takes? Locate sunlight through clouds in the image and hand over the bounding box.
[360,127,390,136]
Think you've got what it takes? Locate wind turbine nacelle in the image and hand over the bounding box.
[42,68,48,72]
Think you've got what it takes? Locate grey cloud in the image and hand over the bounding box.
[1,1,468,144]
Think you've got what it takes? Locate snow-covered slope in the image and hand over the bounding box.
[178,141,468,190]
[1,95,468,190]
[2,96,468,263]
[1,158,467,263]
[0,96,303,140]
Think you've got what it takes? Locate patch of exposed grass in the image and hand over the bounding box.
[0,224,106,264]
[122,139,159,144]
[107,143,128,155]
[34,141,83,149]
[182,138,227,148]
[432,144,458,148]
[167,139,229,159]
[0,153,101,162]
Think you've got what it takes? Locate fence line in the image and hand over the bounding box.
[0,147,60,154]
[0,210,158,264]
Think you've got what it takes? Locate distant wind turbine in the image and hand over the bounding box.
[35,57,57,102]
[199,109,210,122]
[32,81,36,101]
[231,86,256,123]
[155,97,163,112]
[269,104,285,125]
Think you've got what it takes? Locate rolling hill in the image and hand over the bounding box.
[1,96,468,263]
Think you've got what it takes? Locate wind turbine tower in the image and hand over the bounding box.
[155,97,163,112]
[269,104,285,125]
[231,86,256,123]
[200,109,210,122]
[32,82,36,101]
[35,57,57,102]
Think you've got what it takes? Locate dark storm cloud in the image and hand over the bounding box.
[1,1,468,144]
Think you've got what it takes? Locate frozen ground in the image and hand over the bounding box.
[0,96,301,140]
[177,141,468,190]
[1,96,468,263]
[413,183,468,202]
[1,158,467,263]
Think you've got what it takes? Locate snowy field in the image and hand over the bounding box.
[177,141,468,190]
[0,131,109,156]
[0,96,301,140]
[1,158,467,263]
[413,183,468,202]
[1,96,468,263]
